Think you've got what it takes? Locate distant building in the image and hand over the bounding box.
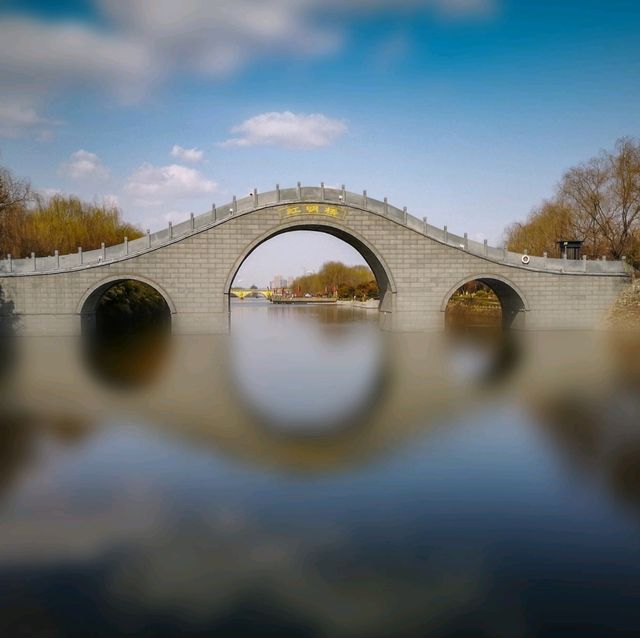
[270,274,289,290]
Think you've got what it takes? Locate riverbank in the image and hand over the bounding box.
[607,279,640,330]
[336,299,379,309]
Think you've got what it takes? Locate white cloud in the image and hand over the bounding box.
[0,17,155,104]
[0,99,53,139]
[38,187,63,199]
[0,1,497,125]
[125,162,217,206]
[103,193,120,208]
[60,150,110,181]
[221,112,347,149]
[170,145,204,163]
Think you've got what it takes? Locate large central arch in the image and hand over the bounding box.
[223,218,398,314]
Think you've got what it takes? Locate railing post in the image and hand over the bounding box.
[363,190,368,208]
[423,217,428,235]
[543,251,548,268]
[78,246,83,265]
[7,254,12,273]
[212,203,217,221]
[403,206,408,224]
[341,184,346,204]
[483,239,488,257]
[55,250,59,269]
[31,252,36,271]
[147,229,151,247]
[276,184,281,202]
[463,232,468,250]
[582,255,587,271]
[102,242,106,261]
[168,221,173,238]
[190,212,195,230]
[444,225,448,243]
[232,195,237,214]
[124,237,129,255]
[297,182,302,199]
[384,197,389,216]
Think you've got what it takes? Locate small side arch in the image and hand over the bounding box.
[442,274,530,328]
[77,275,177,335]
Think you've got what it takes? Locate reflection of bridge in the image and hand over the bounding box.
[230,288,273,299]
[0,184,631,335]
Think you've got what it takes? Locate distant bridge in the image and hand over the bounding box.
[0,184,631,335]
[230,288,274,300]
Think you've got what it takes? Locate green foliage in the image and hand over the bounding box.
[291,262,379,299]
[97,281,170,335]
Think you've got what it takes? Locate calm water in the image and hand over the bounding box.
[1,300,640,637]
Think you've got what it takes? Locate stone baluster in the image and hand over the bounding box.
[78,246,83,265]
[55,250,60,269]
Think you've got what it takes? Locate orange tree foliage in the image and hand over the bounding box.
[290,261,378,299]
[1,164,142,258]
[505,138,640,267]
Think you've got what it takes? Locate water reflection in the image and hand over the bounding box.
[229,300,387,436]
[1,305,640,636]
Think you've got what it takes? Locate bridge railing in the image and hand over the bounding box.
[0,184,629,276]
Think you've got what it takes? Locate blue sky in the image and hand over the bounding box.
[1,0,639,285]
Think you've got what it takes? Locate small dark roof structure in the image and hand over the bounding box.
[557,239,584,260]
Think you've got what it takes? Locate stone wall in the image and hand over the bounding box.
[0,198,630,336]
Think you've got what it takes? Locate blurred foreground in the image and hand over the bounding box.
[0,301,639,637]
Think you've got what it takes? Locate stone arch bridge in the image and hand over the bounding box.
[0,184,631,336]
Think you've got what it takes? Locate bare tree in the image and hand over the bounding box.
[0,166,31,214]
[0,166,32,257]
[560,138,640,260]
[505,138,640,266]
